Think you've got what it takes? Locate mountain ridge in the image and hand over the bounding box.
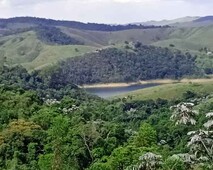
[135,16,199,26]
[0,16,167,32]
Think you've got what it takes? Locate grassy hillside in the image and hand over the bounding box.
[0,31,97,70]
[116,79,213,101]
[62,26,213,52]
[61,27,169,46]
[22,44,97,71]
[152,26,213,51]
[0,31,42,64]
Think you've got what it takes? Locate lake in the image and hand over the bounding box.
[84,83,160,98]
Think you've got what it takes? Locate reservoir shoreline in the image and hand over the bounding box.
[81,78,213,89]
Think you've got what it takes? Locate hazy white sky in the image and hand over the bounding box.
[0,0,213,24]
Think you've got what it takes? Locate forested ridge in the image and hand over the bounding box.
[48,45,202,85]
[0,63,212,169]
[0,17,169,32]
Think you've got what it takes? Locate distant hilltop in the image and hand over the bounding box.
[132,16,213,27]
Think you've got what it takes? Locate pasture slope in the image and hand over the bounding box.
[0,31,97,71]
[115,79,213,101]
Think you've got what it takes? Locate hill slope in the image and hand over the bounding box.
[138,16,199,26]
[0,16,213,72]
[0,31,97,70]
[152,26,213,51]
[47,46,202,86]
[116,80,213,100]
[138,16,213,27]
[62,26,213,52]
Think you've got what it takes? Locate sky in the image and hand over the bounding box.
[0,0,213,24]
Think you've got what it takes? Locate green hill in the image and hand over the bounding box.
[0,31,97,71]
[22,44,97,71]
[152,26,213,51]
[1,17,213,73]
[47,46,202,86]
[116,79,213,101]
[0,31,41,64]
[62,26,213,52]
[61,27,172,46]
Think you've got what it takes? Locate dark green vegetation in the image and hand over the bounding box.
[35,26,83,45]
[0,64,212,170]
[49,45,202,85]
[0,64,93,100]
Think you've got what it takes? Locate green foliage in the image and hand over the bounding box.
[0,62,212,170]
[107,145,142,169]
[50,46,202,85]
[162,155,185,170]
[35,26,83,45]
[196,53,213,74]
[38,154,53,170]
[89,162,111,170]
[0,120,45,169]
[134,123,157,147]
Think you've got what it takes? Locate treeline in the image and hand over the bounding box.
[0,25,83,45]
[35,26,83,45]
[48,45,202,85]
[0,65,95,100]
[0,17,169,31]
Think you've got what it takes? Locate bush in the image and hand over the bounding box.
[162,155,185,170]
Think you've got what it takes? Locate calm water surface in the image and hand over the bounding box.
[84,83,160,98]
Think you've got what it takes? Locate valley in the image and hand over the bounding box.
[0,17,213,72]
[0,15,213,170]
[1,17,213,97]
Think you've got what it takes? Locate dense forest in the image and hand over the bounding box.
[0,64,92,100]
[48,45,202,85]
[0,63,212,170]
[0,17,169,32]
